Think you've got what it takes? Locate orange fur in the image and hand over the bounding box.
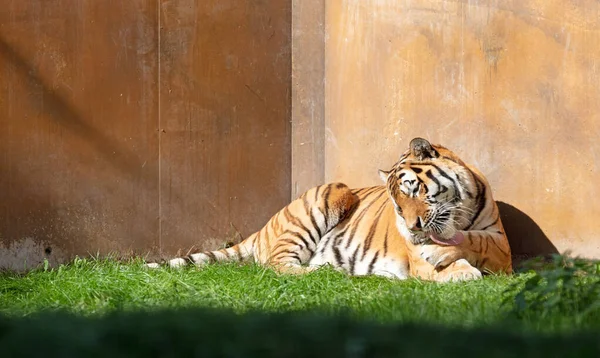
[148,138,512,282]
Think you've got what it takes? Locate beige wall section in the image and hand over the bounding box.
[324,1,600,258]
[291,0,326,198]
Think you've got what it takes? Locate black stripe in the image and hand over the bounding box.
[344,191,387,250]
[269,211,281,234]
[383,226,389,257]
[481,215,500,231]
[357,186,381,198]
[349,243,361,275]
[288,253,302,262]
[482,234,490,253]
[206,252,217,262]
[314,184,322,202]
[367,251,380,274]
[273,250,302,262]
[290,232,315,254]
[361,200,387,260]
[319,226,348,255]
[411,166,423,174]
[233,245,243,262]
[321,185,332,227]
[489,237,510,257]
[313,185,328,223]
[466,169,486,229]
[437,211,450,219]
[433,185,448,198]
[429,163,463,200]
[333,245,343,267]
[353,187,371,195]
[282,207,314,241]
[425,170,442,189]
[332,225,352,267]
[301,206,319,245]
[303,195,323,239]
[280,234,314,257]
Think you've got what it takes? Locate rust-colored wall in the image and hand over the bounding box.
[158,0,291,255]
[0,0,291,270]
[0,0,160,270]
[323,0,600,259]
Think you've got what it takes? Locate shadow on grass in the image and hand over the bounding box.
[0,307,599,357]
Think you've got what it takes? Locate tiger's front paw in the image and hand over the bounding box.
[419,244,461,269]
[437,259,482,282]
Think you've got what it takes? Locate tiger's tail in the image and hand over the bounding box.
[146,235,256,269]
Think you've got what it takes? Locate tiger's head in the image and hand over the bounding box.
[378,138,477,246]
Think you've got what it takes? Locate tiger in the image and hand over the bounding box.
[147,137,512,282]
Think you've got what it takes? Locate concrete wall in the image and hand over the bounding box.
[319,0,600,259]
[0,0,291,270]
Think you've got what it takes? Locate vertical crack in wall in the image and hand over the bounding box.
[157,0,163,255]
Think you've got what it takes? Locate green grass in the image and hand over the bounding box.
[0,258,509,324]
[0,256,598,333]
[1,256,599,357]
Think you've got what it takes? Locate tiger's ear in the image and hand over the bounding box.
[378,169,390,183]
[409,137,439,160]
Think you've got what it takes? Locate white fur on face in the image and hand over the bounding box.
[398,171,420,197]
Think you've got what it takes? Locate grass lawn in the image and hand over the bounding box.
[0,257,599,357]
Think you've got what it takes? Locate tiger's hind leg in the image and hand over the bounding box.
[263,232,322,275]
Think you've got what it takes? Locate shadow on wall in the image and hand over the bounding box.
[0,37,145,178]
[0,36,162,269]
[496,201,559,271]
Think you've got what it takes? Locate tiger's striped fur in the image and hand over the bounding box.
[147,183,359,274]
[148,138,512,282]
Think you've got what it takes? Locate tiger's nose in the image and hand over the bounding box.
[408,217,423,231]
